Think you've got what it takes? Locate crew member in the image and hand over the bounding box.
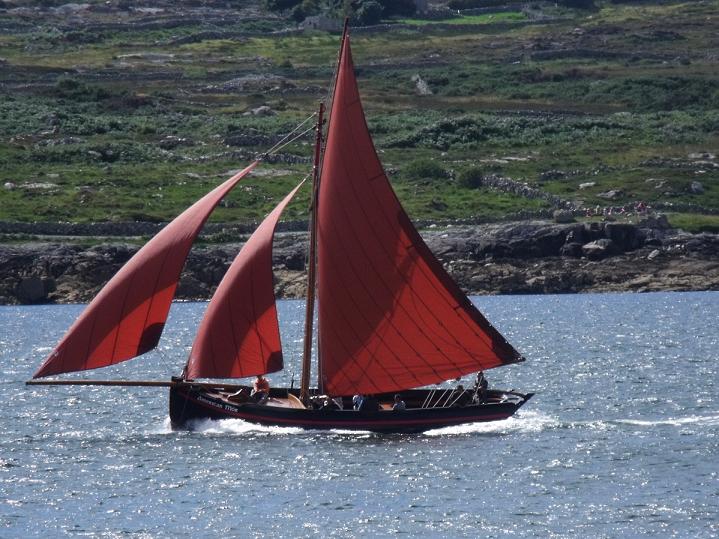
[359,394,380,412]
[251,374,270,403]
[473,371,489,403]
[452,384,471,407]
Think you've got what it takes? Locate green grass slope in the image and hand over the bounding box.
[0,0,717,231]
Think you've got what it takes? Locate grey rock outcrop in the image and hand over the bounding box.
[1,219,718,304]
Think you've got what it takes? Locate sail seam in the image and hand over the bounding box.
[359,153,514,361]
[315,267,398,388]
[314,306,384,394]
[333,146,476,371]
[337,37,507,362]
[186,179,303,380]
[342,168,474,359]
[319,184,443,387]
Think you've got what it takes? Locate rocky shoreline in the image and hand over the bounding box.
[1,217,718,305]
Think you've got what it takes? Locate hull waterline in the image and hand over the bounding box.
[169,385,534,434]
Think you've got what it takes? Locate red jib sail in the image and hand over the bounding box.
[33,162,258,379]
[186,180,305,379]
[316,35,523,396]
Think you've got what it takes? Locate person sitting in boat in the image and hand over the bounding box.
[358,394,380,412]
[320,396,339,411]
[308,395,324,409]
[352,394,364,410]
[392,394,406,411]
[451,384,472,407]
[251,375,270,403]
[227,387,249,404]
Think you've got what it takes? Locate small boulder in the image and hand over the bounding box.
[597,189,623,200]
[560,242,583,258]
[159,136,194,149]
[539,170,565,181]
[411,74,433,96]
[247,105,275,117]
[604,223,644,251]
[582,238,617,260]
[638,214,670,230]
[689,181,704,194]
[16,276,48,303]
[553,209,575,224]
[283,251,305,271]
[175,275,209,299]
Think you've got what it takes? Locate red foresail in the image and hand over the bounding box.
[186,181,304,379]
[316,35,523,396]
[33,162,258,378]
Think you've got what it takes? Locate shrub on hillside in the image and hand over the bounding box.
[354,1,383,25]
[53,78,111,102]
[377,0,415,16]
[390,117,501,150]
[405,159,448,180]
[458,167,484,188]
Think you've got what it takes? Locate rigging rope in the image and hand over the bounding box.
[421,389,435,409]
[258,113,317,160]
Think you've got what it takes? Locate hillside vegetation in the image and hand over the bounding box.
[0,0,717,231]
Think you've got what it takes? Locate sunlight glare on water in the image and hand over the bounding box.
[1,292,717,537]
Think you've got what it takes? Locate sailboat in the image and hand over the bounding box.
[28,24,533,434]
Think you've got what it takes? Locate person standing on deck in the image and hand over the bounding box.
[473,371,489,403]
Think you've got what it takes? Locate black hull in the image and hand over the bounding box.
[169,386,533,434]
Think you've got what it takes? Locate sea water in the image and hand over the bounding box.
[1,292,717,538]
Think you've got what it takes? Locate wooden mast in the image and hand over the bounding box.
[299,21,349,402]
[300,102,324,404]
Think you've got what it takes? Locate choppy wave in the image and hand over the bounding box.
[613,414,719,427]
[546,413,719,432]
[4,294,719,538]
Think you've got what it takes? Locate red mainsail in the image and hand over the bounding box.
[33,162,258,378]
[186,181,305,379]
[316,35,523,396]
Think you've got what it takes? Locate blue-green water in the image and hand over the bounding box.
[1,292,717,538]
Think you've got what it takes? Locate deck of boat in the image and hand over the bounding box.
[215,392,302,409]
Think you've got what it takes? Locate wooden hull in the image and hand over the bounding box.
[169,385,534,434]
